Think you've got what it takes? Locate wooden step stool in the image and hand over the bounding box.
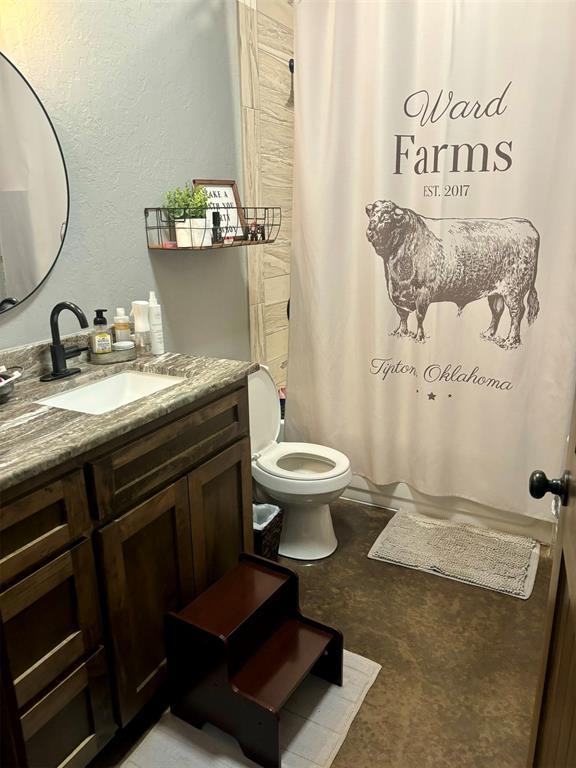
[165,553,343,768]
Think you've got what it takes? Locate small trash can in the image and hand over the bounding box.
[253,503,283,561]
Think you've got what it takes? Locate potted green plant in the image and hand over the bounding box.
[165,183,210,248]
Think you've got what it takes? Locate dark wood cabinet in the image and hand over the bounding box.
[0,470,91,588]
[98,440,254,726]
[89,387,249,519]
[0,379,254,765]
[97,478,195,725]
[189,438,254,592]
[20,648,115,768]
[1,624,27,768]
[0,540,102,710]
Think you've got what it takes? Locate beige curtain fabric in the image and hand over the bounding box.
[286,0,576,520]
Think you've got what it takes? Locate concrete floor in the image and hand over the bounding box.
[283,500,551,768]
[94,499,551,768]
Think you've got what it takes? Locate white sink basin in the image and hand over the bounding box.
[37,371,185,415]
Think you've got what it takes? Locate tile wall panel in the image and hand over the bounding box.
[238,0,293,385]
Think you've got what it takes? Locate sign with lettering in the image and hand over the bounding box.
[193,180,245,240]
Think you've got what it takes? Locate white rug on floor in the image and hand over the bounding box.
[368,511,540,600]
[120,650,380,768]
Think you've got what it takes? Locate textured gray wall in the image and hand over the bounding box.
[0,0,250,360]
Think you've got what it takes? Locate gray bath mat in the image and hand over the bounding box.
[368,511,540,599]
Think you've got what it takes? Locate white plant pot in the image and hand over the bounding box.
[175,218,192,248]
[192,220,212,248]
[175,218,212,248]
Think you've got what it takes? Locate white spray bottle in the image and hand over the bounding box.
[148,291,165,355]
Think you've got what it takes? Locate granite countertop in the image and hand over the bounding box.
[0,352,258,493]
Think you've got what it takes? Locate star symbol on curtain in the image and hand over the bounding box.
[427,392,436,400]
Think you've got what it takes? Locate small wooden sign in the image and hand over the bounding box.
[193,179,245,240]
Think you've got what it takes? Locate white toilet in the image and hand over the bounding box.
[248,367,352,560]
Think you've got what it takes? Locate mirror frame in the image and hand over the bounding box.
[0,51,70,314]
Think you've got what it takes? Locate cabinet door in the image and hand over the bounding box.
[0,540,101,710]
[189,438,253,593]
[98,478,194,725]
[20,648,115,768]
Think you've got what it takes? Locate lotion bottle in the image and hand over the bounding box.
[131,301,150,353]
[148,291,165,355]
[114,308,131,342]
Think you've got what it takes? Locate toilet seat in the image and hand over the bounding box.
[248,366,352,498]
[252,459,352,497]
[256,442,350,481]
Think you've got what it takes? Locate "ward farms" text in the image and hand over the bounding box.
[394,82,513,175]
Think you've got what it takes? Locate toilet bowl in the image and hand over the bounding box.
[248,367,352,560]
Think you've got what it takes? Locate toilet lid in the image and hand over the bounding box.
[247,367,281,456]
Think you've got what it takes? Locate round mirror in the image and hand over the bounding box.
[0,52,69,314]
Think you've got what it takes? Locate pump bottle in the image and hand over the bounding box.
[91,309,113,354]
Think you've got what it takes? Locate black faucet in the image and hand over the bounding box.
[40,302,90,382]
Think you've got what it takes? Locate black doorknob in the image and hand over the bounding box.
[529,470,570,507]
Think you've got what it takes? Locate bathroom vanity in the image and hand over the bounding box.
[0,350,257,768]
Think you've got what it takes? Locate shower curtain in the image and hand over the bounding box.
[286,0,576,520]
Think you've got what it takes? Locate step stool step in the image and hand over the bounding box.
[177,559,290,639]
[231,618,333,712]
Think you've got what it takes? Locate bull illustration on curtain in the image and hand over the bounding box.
[365,200,540,349]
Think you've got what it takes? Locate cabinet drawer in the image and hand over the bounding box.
[0,540,102,709]
[90,385,248,518]
[20,647,115,768]
[0,471,91,587]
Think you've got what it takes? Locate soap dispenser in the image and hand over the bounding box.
[91,309,113,354]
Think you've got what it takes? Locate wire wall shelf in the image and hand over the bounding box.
[144,206,282,250]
